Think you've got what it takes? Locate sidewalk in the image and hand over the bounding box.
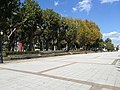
[0,52,120,90]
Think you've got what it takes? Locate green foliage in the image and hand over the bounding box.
[105,38,114,51]
[42,9,61,50]
[0,0,20,25]
[19,0,42,51]
[0,0,114,53]
[76,19,102,50]
[98,40,104,49]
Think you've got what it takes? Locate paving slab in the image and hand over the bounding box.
[0,52,120,90]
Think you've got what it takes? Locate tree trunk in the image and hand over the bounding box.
[54,45,56,51]
[66,43,70,51]
[45,41,49,51]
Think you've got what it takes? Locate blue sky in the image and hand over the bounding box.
[22,0,120,45]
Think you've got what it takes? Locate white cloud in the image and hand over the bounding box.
[60,13,68,17]
[103,31,120,42]
[72,0,92,13]
[54,1,59,6]
[103,31,118,37]
[111,37,120,41]
[103,31,120,45]
[100,0,120,4]
[72,7,77,11]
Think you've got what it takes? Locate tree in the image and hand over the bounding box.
[20,0,42,51]
[0,0,104,52]
[105,38,114,51]
[76,19,102,50]
[42,9,61,51]
[76,20,90,49]
[86,21,102,45]
[59,17,77,51]
[92,39,104,51]
[0,0,20,30]
[0,0,21,51]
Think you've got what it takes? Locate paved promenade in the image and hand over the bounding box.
[0,52,120,90]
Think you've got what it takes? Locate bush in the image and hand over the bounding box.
[5,51,40,56]
[3,50,95,57]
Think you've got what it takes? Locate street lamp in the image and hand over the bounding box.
[0,31,3,63]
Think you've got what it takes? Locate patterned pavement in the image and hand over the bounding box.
[0,52,120,90]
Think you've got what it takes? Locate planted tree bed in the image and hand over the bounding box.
[3,50,95,61]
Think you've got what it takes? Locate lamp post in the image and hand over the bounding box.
[0,31,3,63]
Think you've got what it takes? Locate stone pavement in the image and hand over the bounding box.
[0,52,120,90]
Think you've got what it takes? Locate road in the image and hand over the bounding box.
[0,52,120,90]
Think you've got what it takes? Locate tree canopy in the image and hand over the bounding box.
[0,0,114,52]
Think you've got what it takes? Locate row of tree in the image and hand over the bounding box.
[0,0,114,52]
